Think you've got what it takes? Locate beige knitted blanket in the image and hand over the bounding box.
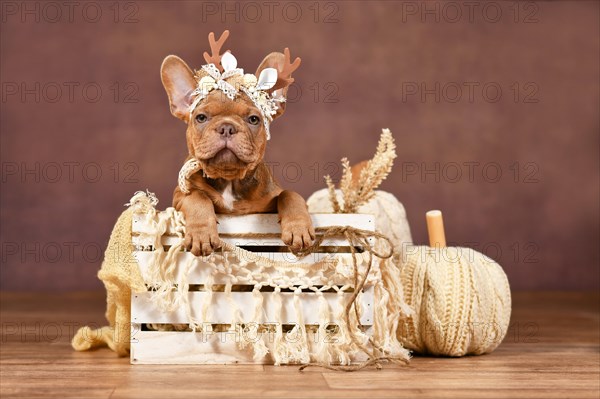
[71,207,146,356]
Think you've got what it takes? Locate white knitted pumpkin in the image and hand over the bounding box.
[306,189,413,249]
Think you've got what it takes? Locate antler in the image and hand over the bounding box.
[203,30,230,71]
[270,48,301,92]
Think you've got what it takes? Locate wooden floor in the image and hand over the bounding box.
[1,291,598,398]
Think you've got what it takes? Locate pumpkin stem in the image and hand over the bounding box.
[426,210,447,248]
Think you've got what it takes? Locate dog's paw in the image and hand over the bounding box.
[281,217,316,254]
[184,221,221,256]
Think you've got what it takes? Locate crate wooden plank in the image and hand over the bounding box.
[218,213,374,233]
[132,213,375,247]
[134,235,361,248]
[131,286,374,326]
[131,329,262,364]
[133,213,374,234]
[130,325,371,365]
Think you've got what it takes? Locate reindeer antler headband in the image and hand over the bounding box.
[189,30,301,140]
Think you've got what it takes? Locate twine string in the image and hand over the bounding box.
[273,225,407,371]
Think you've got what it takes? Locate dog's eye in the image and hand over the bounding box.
[195,114,208,123]
[248,115,260,125]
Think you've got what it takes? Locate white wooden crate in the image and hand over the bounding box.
[130,213,375,365]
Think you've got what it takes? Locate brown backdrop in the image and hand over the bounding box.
[1,1,598,291]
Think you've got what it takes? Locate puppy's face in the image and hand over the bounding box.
[188,91,266,180]
[161,52,290,181]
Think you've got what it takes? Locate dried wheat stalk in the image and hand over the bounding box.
[325,128,397,213]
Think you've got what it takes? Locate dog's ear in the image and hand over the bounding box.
[161,55,197,122]
[256,49,301,120]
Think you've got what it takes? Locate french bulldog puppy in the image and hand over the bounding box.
[160,31,314,257]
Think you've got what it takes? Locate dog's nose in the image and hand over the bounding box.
[217,123,237,138]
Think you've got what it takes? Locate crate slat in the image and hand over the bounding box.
[133,213,374,234]
[130,324,371,365]
[132,286,374,325]
[134,235,361,248]
[132,213,374,248]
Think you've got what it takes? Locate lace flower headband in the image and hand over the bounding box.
[188,31,300,140]
[189,52,282,139]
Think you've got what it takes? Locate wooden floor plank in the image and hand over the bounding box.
[1,291,598,399]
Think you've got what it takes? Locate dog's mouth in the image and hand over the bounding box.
[199,140,255,165]
[200,147,249,180]
[211,148,239,164]
[202,146,249,177]
[193,133,261,180]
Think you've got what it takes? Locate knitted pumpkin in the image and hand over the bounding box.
[398,210,511,356]
[307,189,413,250]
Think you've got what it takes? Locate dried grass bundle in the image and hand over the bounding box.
[325,128,397,213]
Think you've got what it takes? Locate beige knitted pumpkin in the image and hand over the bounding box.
[308,189,511,357]
[398,211,511,356]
